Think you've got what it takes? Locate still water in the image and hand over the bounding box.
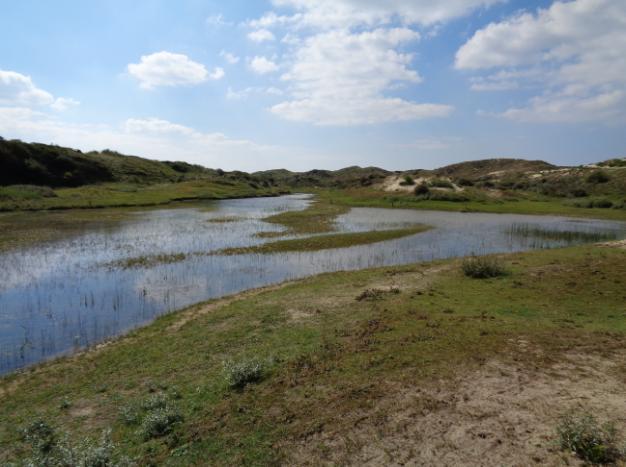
[1,194,624,374]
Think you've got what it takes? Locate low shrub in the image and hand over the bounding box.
[223,358,265,390]
[399,175,415,186]
[557,411,625,464]
[587,170,610,184]
[414,183,430,196]
[139,407,184,440]
[456,178,474,187]
[20,420,131,466]
[429,178,454,189]
[461,256,508,279]
[427,191,470,202]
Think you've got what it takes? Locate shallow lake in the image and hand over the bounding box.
[1,194,625,374]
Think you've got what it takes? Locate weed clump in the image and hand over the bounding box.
[430,178,454,189]
[20,420,131,466]
[399,175,415,186]
[557,411,625,464]
[223,358,266,390]
[139,407,184,441]
[461,256,508,279]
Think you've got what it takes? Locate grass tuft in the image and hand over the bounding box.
[223,358,266,390]
[461,256,508,279]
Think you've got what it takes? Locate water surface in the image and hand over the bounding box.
[1,194,624,374]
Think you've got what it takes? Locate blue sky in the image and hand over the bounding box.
[1,0,624,171]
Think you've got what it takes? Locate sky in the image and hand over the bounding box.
[0,0,625,171]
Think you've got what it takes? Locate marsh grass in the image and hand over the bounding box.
[508,224,618,243]
[219,225,430,255]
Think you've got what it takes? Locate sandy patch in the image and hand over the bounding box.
[288,349,626,466]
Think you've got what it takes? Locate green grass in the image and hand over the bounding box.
[313,188,626,221]
[220,225,431,254]
[1,245,625,465]
[0,180,285,212]
[260,199,350,236]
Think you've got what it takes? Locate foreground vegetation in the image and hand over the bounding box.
[1,244,625,465]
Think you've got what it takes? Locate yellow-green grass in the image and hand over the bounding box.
[220,225,431,255]
[1,244,625,465]
[314,188,626,221]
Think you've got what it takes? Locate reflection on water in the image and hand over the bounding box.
[1,194,624,374]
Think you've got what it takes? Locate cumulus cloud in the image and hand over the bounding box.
[127,52,210,89]
[456,0,626,123]
[248,29,276,42]
[0,70,79,111]
[220,50,240,64]
[254,0,501,29]
[245,1,489,126]
[271,28,452,125]
[249,56,279,74]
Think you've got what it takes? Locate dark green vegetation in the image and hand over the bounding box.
[220,225,430,255]
[0,139,285,211]
[557,412,625,464]
[1,244,625,465]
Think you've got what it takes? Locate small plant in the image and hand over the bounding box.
[22,419,56,454]
[399,175,415,186]
[141,393,169,411]
[356,287,400,301]
[461,256,508,279]
[139,407,184,440]
[119,403,142,426]
[223,358,265,390]
[557,411,625,464]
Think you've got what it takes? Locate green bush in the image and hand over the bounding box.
[429,178,454,189]
[399,175,415,186]
[139,407,184,440]
[223,358,265,390]
[414,183,430,196]
[461,256,508,279]
[587,170,610,184]
[20,420,132,466]
[557,412,625,464]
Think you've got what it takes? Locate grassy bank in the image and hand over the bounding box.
[315,188,626,221]
[0,180,285,212]
[1,244,625,465]
[221,225,431,255]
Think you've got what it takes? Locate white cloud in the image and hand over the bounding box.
[0,70,78,112]
[248,29,276,42]
[0,108,314,171]
[249,56,279,74]
[206,14,231,27]
[456,0,626,123]
[50,97,80,111]
[127,52,209,89]
[270,28,452,125]
[220,50,240,64]
[226,86,284,100]
[209,67,225,80]
[256,0,501,29]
